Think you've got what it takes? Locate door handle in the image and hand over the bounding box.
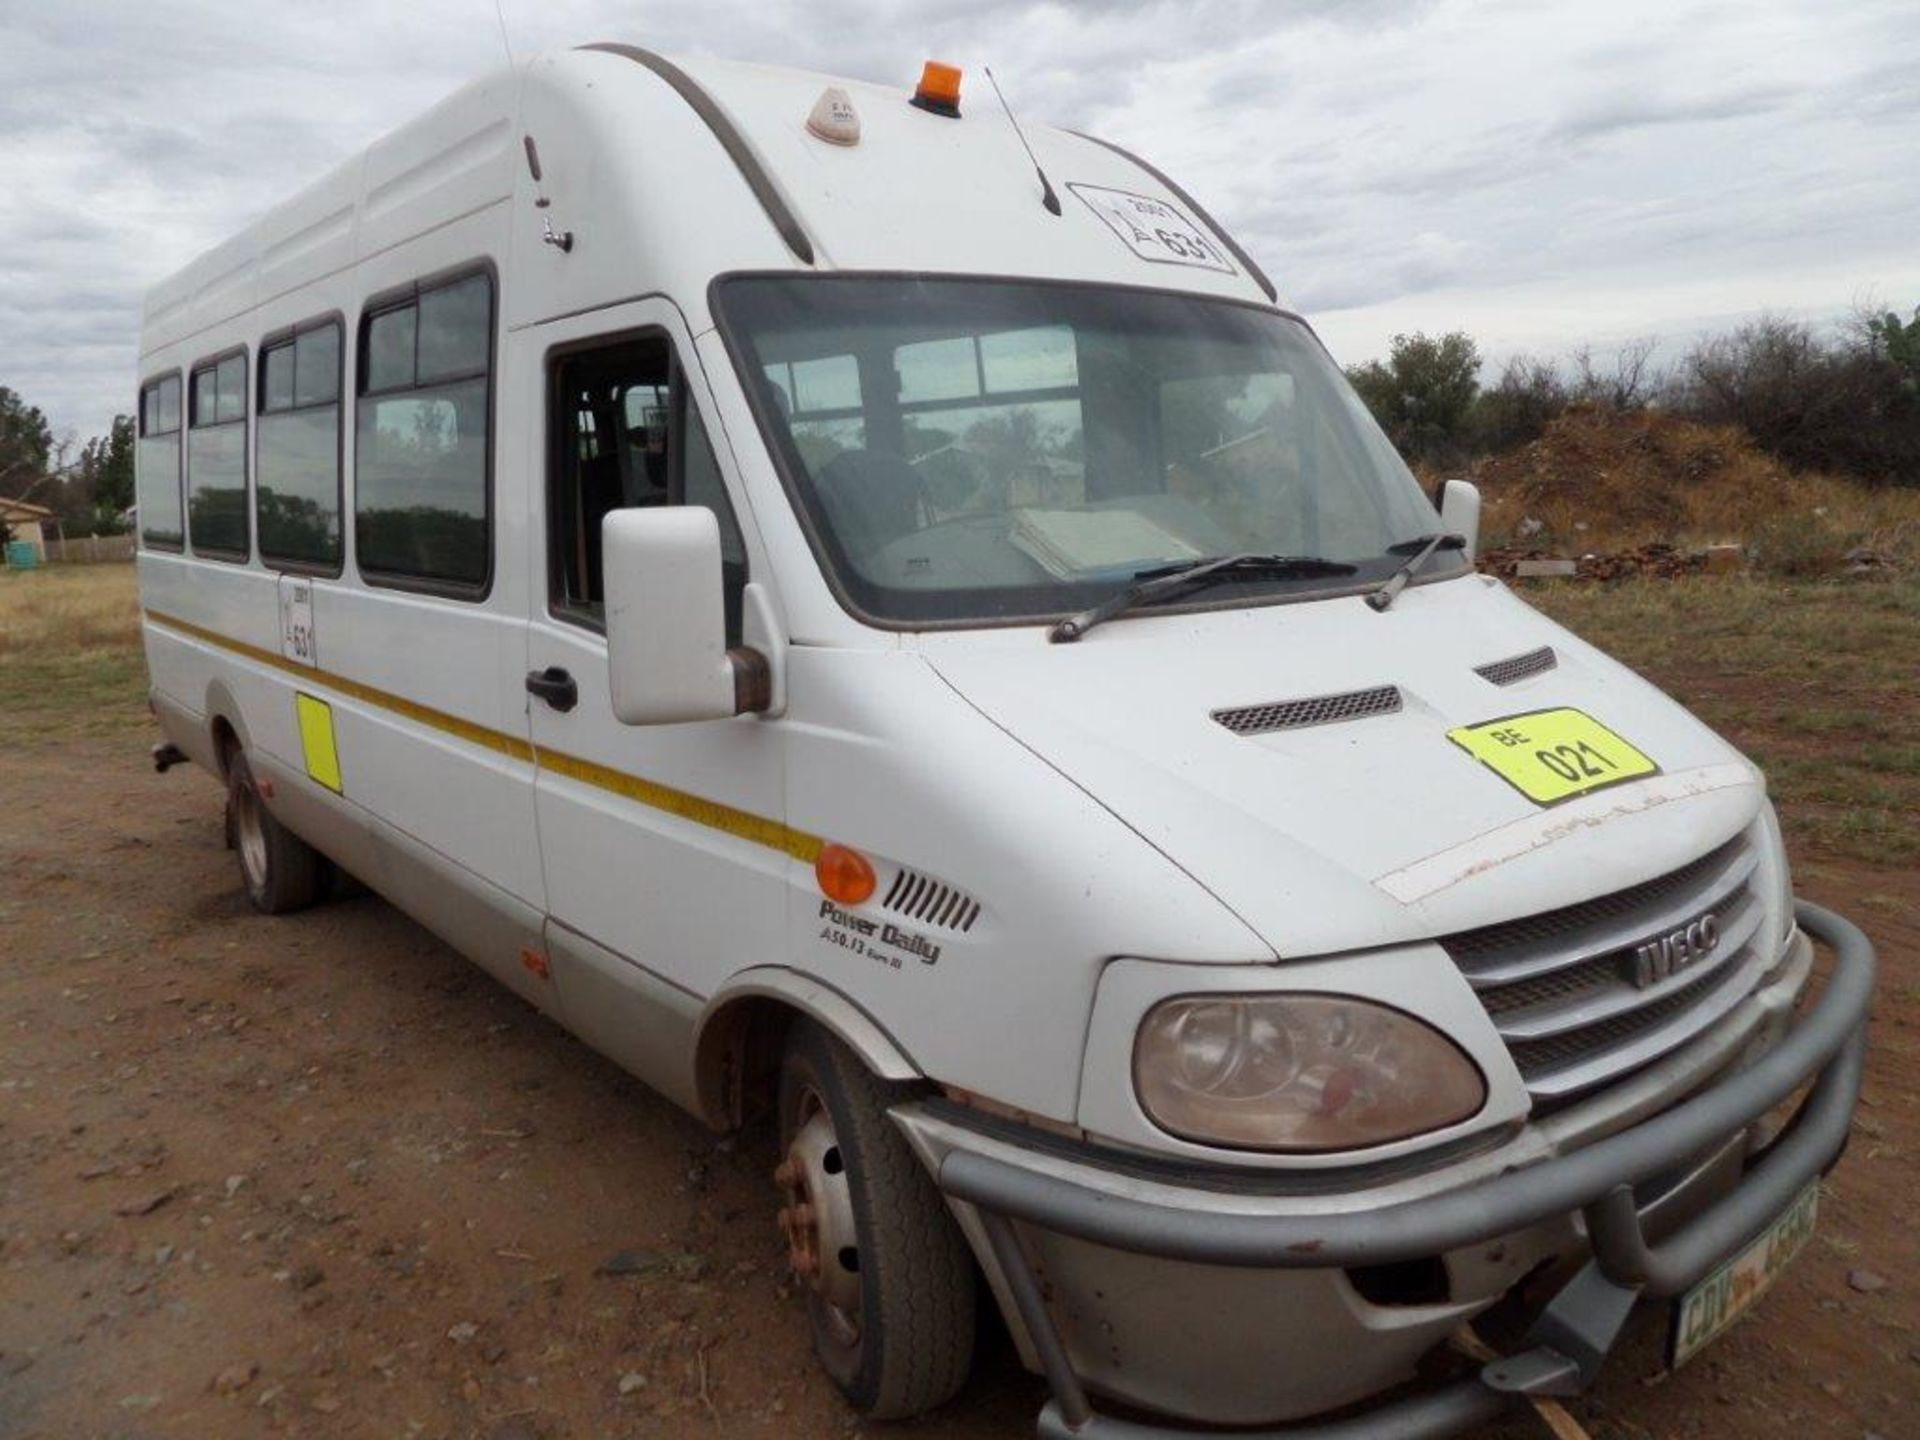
[525,666,578,713]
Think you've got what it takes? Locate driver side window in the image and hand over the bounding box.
[548,336,747,641]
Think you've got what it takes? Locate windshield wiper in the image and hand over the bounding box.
[1365,532,1466,613]
[1050,553,1359,643]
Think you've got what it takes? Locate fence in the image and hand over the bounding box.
[43,533,136,564]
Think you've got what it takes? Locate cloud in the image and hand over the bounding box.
[1,0,1917,442]
[1549,84,1803,146]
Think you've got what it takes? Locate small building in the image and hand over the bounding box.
[0,496,53,560]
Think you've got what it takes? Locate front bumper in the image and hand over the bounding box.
[903,900,1873,1438]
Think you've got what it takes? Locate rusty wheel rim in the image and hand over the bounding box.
[776,1085,862,1347]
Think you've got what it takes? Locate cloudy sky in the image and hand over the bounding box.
[3,0,1917,443]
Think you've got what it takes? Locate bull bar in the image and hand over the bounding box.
[933,900,1875,1439]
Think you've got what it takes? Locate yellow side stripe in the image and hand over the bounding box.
[144,609,824,865]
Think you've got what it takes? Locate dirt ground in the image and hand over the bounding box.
[2,721,1916,1439]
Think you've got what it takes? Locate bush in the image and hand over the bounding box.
[1346,331,1482,468]
[1671,314,1919,485]
[1471,355,1571,454]
[1342,306,1919,488]
[1748,509,1863,578]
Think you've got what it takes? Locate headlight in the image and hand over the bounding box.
[1133,994,1486,1152]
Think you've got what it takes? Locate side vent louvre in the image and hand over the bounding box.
[1213,685,1402,736]
[881,867,982,934]
[1475,646,1557,686]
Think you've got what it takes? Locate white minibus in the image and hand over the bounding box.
[136,43,1874,1438]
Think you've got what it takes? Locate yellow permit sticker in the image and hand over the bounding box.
[295,693,343,794]
[1448,707,1657,806]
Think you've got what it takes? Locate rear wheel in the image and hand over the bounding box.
[775,1020,975,1419]
[226,750,323,914]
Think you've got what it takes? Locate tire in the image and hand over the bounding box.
[226,749,323,914]
[775,1020,976,1419]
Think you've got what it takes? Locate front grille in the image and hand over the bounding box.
[1212,685,1401,736]
[1475,645,1557,686]
[1439,834,1766,1104]
[1505,961,1749,1075]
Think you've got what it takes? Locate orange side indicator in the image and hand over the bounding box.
[911,60,962,117]
[815,843,877,906]
[519,947,551,981]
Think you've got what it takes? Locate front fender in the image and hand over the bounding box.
[693,966,921,1127]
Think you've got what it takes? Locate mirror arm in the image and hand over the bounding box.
[728,647,772,715]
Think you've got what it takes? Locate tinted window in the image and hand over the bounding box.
[156,377,180,433]
[417,274,491,382]
[264,345,296,411]
[188,428,248,556]
[762,354,866,476]
[718,276,1450,626]
[365,306,416,393]
[258,322,343,570]
[193,370,220,427]
[137,374,184,549]
[356,382,488,586]
[897,336,977,404]
[354,272,493,590]
[548,336,747,640]
[186,354,248,559]
[215,354,247,424]
[294,324,340,407]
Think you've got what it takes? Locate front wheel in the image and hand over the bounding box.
[775,1020,976,1419]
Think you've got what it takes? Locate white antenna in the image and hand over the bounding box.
[491,0,514,68]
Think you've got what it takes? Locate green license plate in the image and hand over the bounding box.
[1669,1183,1819,1368]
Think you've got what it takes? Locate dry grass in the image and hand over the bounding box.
[1527,572,1920,865]
[1462,407,1920,567]
[0,564,146,740]
[0,562,141,658]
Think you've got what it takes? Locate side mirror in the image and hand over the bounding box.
[603,508,769,725]
[1438,479,1481,563]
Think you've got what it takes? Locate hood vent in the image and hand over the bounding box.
[1213,684,1402,736]
[1476,646,1557,686]
[882,867,982,934]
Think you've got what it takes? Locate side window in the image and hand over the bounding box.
[257,321,343,570]
[136,374,184,550]
[549,336,748,642]
[187,352,250,559]
[892,324,1083,515]
[762,354,865,473]
[1159,371,1300,551]
[355,272,492,592]
[1158,369,1387,556]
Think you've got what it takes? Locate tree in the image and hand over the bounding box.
[1,385,53,499]
[1569,337,1660,410]
[1864,306,1920,392]
[1345,331,1482,467]
[79,416,136,530]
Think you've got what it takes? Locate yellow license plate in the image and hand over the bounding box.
[1447,707,1658,805]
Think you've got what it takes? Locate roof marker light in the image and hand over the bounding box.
[911,61,962,118]
[806,86,862,145]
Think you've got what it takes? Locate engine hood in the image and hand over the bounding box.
[922,575,1765,957]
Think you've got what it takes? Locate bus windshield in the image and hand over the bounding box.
[715,276,1461,626]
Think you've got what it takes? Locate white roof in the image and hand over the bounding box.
[141,45,1279,358]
